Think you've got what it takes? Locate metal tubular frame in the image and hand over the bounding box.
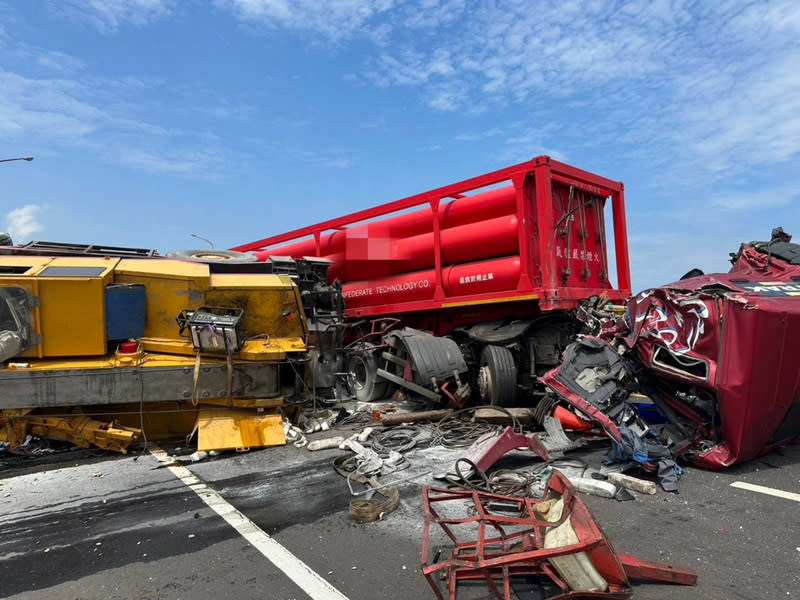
[421,472,696,600]
[233,156,632,314]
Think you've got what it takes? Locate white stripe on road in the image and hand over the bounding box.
[149,444,350,600]
[730,481,800,503]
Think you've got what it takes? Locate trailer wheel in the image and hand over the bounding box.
[167,249,257,263]
[477,345,517,406]
[346,345,390,402]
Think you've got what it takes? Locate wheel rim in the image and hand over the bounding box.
[477,365,493,402]
[191,252,233,261]
[347,355,369,392]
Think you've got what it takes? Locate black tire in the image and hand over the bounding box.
[167,249,257,263]
[478,345,517,406]
[346,345,390,402]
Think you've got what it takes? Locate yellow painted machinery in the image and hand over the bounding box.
[0,250,310,453]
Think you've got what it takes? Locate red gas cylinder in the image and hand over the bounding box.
[342,255,521,312]
[336,214,520,281]
[256,184,517,263]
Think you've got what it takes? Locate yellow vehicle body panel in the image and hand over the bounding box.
[37,276,108,356]
[114,258,210,341]
[1,257,117,357]
[0,256,52,274]
[0,254,309,453]
[0,255,308,359]
[197,409,285,451]
[205,273,309,342]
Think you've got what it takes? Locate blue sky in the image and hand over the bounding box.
[2,0,799,290]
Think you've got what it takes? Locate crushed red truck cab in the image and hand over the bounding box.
[544,228,800,471]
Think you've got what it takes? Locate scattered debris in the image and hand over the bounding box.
[473,407,535,425]
[307,436,347,451]
[333,453,401,524]
[606,472,657,495]
[380,409,453,427]
[459,426,550,474]
[421,470,697,599]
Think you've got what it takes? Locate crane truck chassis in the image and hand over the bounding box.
[233,156,632,407]
[0,247,309,453]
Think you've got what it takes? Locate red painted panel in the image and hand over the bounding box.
[342,256,521,310]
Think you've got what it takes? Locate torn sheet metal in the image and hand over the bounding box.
[540,338,683,490]
[561,228,800,470]
[459,426,550,474]
[627,282,800,465]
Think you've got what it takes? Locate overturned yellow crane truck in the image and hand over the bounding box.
[0,247,309,453]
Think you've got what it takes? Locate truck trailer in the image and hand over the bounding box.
[233,156,632,407]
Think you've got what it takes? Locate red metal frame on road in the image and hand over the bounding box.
[234,156,631,315]
[421,471,696,599]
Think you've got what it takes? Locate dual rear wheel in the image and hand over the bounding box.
[477,345,517,407]
[345,342,518,406]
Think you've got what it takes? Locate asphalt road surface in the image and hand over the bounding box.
[2,435,799,600]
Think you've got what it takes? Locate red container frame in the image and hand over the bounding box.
[233,156,631,316]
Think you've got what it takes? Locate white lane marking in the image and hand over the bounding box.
[730,481,800,503]
[149,444,350,600]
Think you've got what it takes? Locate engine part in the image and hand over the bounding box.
[177,306,244,354]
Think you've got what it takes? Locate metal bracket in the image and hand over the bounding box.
[376,367,441,402]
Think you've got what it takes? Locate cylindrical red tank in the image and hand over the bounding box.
[255,184,517,265]
[342,256,521,310]
[327,214,519,281]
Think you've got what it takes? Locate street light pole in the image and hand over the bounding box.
[1,156,34,246]
[190,233,215,249]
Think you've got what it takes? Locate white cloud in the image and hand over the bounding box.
[352,1,800,183]
[116,148,202,174]
[296,148,356,169]
[454,127,502,142]
[216,0,395,40]
[36,51,85,74]
[711,187,798,210]
[5,205,43,242]
[0,68,235,177]
[59,0,175,32]
[0,71,101,139]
